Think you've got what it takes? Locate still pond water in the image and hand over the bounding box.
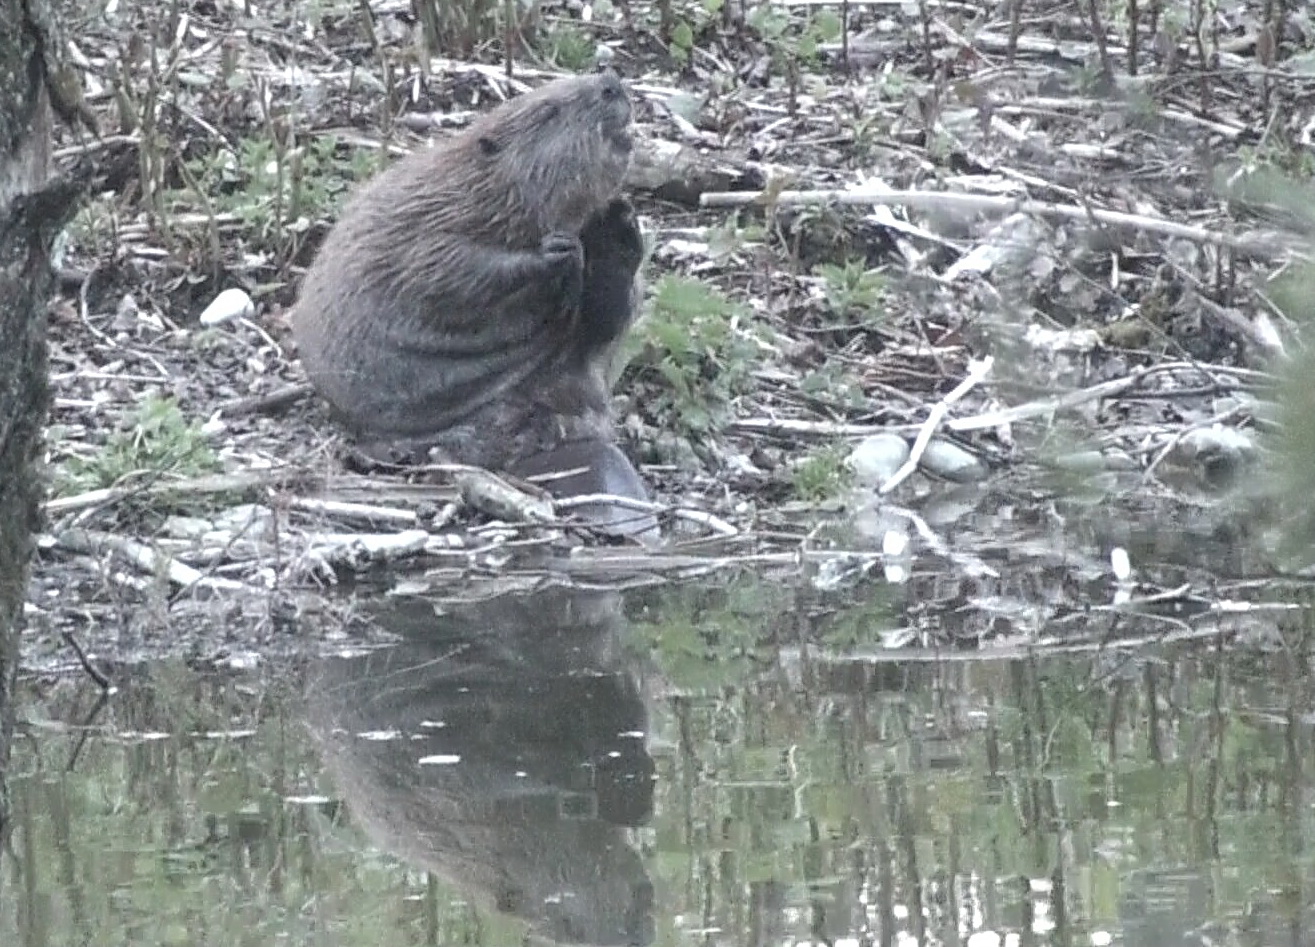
[7,572,1315,947]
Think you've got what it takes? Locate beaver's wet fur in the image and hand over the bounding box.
[290,71,645,480]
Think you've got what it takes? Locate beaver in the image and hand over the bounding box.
[290,71,651,529]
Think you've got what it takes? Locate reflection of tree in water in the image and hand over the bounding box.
[305,589,655,946]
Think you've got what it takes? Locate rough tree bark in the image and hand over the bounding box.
[0,0,82,826]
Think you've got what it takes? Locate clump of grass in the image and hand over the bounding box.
[746,6,843,113]
[541,24,597,70]
[57,395,220,495]
[792,444,853,501]
[799,362,866,411]
[663,0,725,65]
[172,132,372,261]
[815,258,887,324]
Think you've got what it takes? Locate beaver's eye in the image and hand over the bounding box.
[540,102,561,122]
[477,136,501,157]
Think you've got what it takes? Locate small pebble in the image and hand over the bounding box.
[213,504,276,540]
[200,287,255,326]
[1110,547,1132,581]
[847,432,911,488]
[918,438,989,483]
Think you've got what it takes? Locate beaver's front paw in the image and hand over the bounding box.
[581,198,644,274]
[541,231,585,309]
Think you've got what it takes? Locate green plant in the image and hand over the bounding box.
[750,6,840,64]
[58,396,220,494]
[747,6,842,110]
[815,258,886,323]
[1216,159,1315,233]
[850,114,882,162]
[665,0,724,65]
[172,132,365,259]
[799,363,865,409]
[848,71,915,156]
[792,444,852,501]
[624,275,762,436]
[66,197,119,258]
[1237,141,1315,181]
[541,24,597,70]
[705,218,767,259]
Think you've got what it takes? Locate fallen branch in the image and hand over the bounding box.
[731,417,885,438]
[50,528,248,592]
[944,371,1150,432]
[700,187,1293,257]
[456,468,556,524]
[45,467,318,517]
[61,630,112,690]
[555,494,740,537]
[287,496,419,528]
[304,529,441,561]
[218,382,314,418]
[881,357,994,494]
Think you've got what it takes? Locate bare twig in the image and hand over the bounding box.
[881,357,994,494]
[700,187,1294,256]
[61,630,112,690]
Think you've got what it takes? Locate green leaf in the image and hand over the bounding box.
[813,10,843,41]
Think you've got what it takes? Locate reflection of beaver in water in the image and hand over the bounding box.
[291,71,648,507]
[305,590,656,945]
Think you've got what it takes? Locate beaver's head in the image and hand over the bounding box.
[469,72,635,236]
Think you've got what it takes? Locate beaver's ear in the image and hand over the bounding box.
[477,136,501,157]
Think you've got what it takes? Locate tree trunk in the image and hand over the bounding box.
[0,0,81,827]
